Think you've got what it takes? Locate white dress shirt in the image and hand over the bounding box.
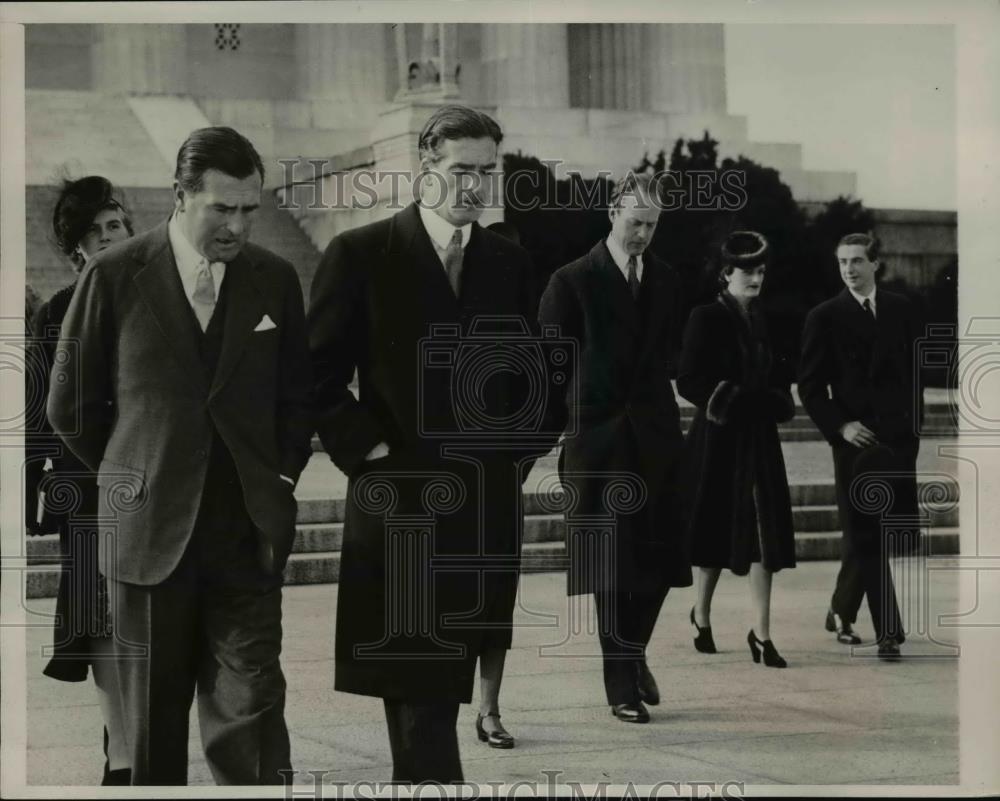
[168,213,226,310]
[847,286,877,318]
[419,203,471,270]
[605,235,644,284]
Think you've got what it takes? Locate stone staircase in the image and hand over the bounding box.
[25,89,323,302]
[306,404,957,452]
[20,474,960,600]
[26,185,321,303]
[26,90,173,190]
[21,393,960,600]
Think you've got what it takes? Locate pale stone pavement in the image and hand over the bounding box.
[22,559,960,788]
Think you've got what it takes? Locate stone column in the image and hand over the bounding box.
[92,25,187,94]
[644,24,727,114]
[479,24,570,107]
[568,24,644,110]
[297,24,388,104]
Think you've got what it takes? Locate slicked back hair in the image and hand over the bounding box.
[837,232,881,263]
[837,231,884,278]
[174,126,264,194]
[609,172,660,212]
[417,105,503,168]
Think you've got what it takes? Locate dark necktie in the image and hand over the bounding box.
[626,255,640,301]
[443,229,463,296]
[862,297,876,320]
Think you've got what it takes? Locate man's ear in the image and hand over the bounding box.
[608,206,616,226]
[417,154,435,177]
[173,181,186,213]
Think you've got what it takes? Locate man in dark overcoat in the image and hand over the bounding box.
[799,232,924,660]
[307,105,547,781]
[538,173,692,723]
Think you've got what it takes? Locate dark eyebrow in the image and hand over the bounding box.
[214,202,260,212]
[451,162,497,171]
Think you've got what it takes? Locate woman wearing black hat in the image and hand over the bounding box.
[677,231,797,668]
[25,176,134,783]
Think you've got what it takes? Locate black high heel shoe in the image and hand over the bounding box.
[690,607,717,654]
[747,629,787,668]
[476,713,515,749]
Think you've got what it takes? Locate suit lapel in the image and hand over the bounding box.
[867,289,896,379]
[459,223,501,311]
[838,288,877,335]
[390,204,461,322]
[591,241,640,335]
[636,256,671,364]
[211,250,266,397]
[132,224,209,396]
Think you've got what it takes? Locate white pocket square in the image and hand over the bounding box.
[254,314,277,332]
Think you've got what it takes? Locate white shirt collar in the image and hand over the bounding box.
[847,285,877,312]
[418,203,472,252]
[605,235,644,282]
[168,213,226,303]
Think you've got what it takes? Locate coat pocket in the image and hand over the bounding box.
[95,458,147,514]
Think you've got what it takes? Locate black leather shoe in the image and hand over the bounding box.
[636,661,660,706]
[101,769,132,786]
[611,702,650,723]
[476,713,515,748]
[747,629,788,668]
[690,606,717,654]
[877,638,901,661]
[825,608,862,644]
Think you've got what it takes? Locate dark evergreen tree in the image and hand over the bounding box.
[502,134,955,383]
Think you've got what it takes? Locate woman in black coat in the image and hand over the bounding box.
[25,176,134,783]
[677,231,797,668]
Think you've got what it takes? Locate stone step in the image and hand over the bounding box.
[23,499,962,566]
[308,411,957,452]
[294,477,959,525]
[20,528,961,599]
[26,90,172,189]
[27,183,321,306]
[27,481,959,565]
[791,503,958,533]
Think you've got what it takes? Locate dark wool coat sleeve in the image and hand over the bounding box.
[308,232,389,477]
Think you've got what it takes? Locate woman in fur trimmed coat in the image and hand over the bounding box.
[677,231,797,668]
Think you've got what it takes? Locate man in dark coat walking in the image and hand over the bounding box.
[307,105,549,781]
[538,173,691,723]
[799,232,924,660]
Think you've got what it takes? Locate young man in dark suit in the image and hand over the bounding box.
[538,173,692,723]
[48,127,315,784]
[798,232,924,660]
[307,105,545,781]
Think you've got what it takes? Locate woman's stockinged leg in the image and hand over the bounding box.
[748,562,773,641]
[694,567,723,627]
